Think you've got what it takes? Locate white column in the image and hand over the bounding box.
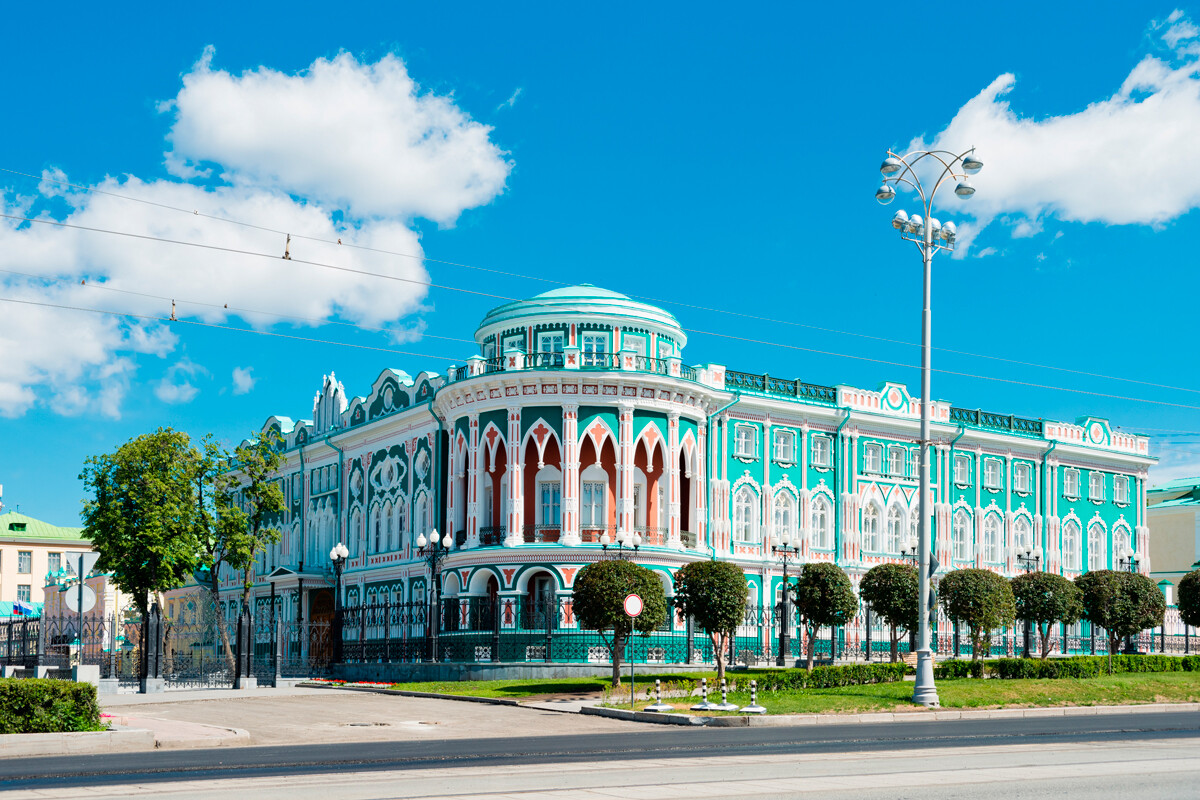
[667,412,681,548]
[561,404,581,545]
[466,414,480,548]
[505,405,523,547]
[617,402,635,538]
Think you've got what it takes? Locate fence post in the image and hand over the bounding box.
[234,606,256,689]
[544,599,555,662]
[383,600,392,664]
[492,599,501,663]
[333,598,344,665]
[141,604,164,693]
[864,606,871,663]
[1160,624,1165,654]
[685,615,693,665]
[273,609,282,687]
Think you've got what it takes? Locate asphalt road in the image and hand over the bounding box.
[3,709,1199,793]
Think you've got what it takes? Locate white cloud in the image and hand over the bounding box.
[154,359,206,405]
[164,49,512,225]
[913,12,1200,250]
[232,366,255,395]
[497,87,523,111]
[0,49,510,417]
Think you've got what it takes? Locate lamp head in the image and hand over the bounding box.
[880,156,903,175]
[962,154,983,175]
[941,221,957,241]
[875,184,896,205]
[600,532,610,546]
[954,181,976,198]
[780,531,791,547]
[416,533,427,549]
[632,532,642,548]
[441,531,453,548]
[891,209,909,230]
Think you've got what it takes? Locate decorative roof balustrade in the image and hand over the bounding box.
[949,406,1044,438]
[449,351,703,385]
[724,370,838,406]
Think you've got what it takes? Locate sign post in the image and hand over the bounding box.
[623,593,643,709]
[66,552,101,657]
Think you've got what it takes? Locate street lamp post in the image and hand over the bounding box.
[772,534,800,667]
[1015,546,1043,658]
[1118,546,1141,654]
[876,146,983,708]
[600,530,641,560]
[328,542,349,663]
[899,537,921,654]
[417,528,454,662]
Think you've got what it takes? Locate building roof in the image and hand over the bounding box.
[1150,476,1200,493]
[0,511,86,542]
[475,284,687,347]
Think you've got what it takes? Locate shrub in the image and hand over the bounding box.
[729,663,907,692]
[0,679,103,734]
[673,560,748,684]
[860,563,918,663]
[791,562,858,671]
[573,560,668,687]
[934,654,1194,681]
[1076,570,1166,673]
[938,569,1016,661]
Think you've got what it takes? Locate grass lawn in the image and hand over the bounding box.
[606,672,1200,715]
[385,678,608,698]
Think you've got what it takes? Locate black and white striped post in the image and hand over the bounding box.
[743,679,767,714]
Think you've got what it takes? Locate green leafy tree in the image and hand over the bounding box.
[860,563,918,663]
[221,434,287,616]
[938,568,1016,661]
[572,560,667,686]
[1178,569,1200,629]
[1076,570,1167,673]
[1010,571,1082,660]
[790,562,858,670]
[672,560,747,683]
[79,428,203,623]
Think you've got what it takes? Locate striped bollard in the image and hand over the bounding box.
[691,677,716,710]
[743,679,767,714]
[716,677,739,711]
[646,678,672,712]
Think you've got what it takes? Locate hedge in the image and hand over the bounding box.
[727,663,908,692]
[0,679,103,734]
[935,654,1200,681]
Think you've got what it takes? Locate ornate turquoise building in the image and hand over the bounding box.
[223,285,1155,658]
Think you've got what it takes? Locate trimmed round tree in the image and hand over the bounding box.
[1076,569,1167,672]
[1010,571,1082,660]
[672,560,748,684]
[1179,569,1200,630]
[790,562,858,671]
[860,563,918,663]
[572,559,668,687]
[938,568,1016,661]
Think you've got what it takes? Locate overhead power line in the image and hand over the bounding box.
[5,166,1199,398]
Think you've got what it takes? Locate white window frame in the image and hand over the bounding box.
[810,435,832,468]
[1013,516,1031,552]
[954,455,971,485]
[581,332,608,366]
[952,510,972,561]
[773,430,796,464]
[539,481,562,526]
[983,515,1002,562]
[733,486,759,542]
[773,493,796,540]
[1062,521,1081,570]
[623,335,648,357]
[863,505,881,552]
[983,458,1001,490]
[1087,523,1107,571]
[1089,471,1105,502]
[581,481,606,528]
[887,446,906,477]
[1114,475,1129,505]
[1063,468,1080,499]
[885,507,903,553]
[863,443,883,474]
[811,495,832,549]
[733,424,757,459]
[502,333,525,353]
[1013,463,1030,493]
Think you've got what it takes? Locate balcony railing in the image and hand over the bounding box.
[523,524,561,544]
[479,526,506,546]
[724,370,837,406]
[455,529,467,547]
[579,526,616,544]
[455,351,701,384]
[635,527,668,547]
[680,530,699,550]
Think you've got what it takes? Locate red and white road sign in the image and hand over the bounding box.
[623,593,643,618]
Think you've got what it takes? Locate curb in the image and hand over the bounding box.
[0,727,156,758]
[301,683,521,706]
[590,701,1200,727]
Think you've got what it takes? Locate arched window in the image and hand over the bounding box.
[383,501,394,552]
[953,509,972,561]
[863,505,881,552]
[811,495,832,550]
[1113,525,1132,562]
[1013,516,1031,553]
[1062,520,1081,570]
[773,493,796,541]
[885,507,903,554]
[733,486,758,542]
[1088,523,1107,571]
[350,509,362,558]
[415,493,430,539]
[983,515,1001,562]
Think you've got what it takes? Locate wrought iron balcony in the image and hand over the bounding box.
[522,524,561,544]
[724,370,837,406]
[478,526,506,546]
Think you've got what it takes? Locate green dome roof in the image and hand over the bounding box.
[475,284,686,348]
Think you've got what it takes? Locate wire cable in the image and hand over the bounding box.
[6,166,1199,397]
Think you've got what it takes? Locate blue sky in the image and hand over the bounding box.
[4,1,1200,526]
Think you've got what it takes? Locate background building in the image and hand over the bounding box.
[1148,477,1200,604]
[215,285,1156,659]
[0,511,90,615]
